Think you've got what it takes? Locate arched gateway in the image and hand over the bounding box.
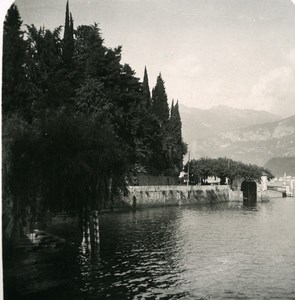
[241,180,257,205]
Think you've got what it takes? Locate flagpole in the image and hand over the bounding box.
[187,151,190,186]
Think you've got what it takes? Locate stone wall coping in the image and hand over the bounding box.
[128,185,229,192]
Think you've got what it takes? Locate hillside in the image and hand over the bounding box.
[188,115,295,166]
[179,104,280,143]
[264,157,295,177]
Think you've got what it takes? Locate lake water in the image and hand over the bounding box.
[4,198,295,299]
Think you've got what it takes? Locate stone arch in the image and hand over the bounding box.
[241,180,257,205]
[232,175,244,191]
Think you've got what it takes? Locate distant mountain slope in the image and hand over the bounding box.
[179,104,281,143]
[264,157,295,177]
[189,115,295,166]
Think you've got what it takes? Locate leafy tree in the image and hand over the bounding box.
[2,114,41,242]
[185,157,274,185]
[2,4,26,115]
[2,3,188,245]
[150,74,175,175]
[133,110,165,175]
[25,25,66,114]
[151,73,169,125]
[62,1,74,65]
[159,98,188,176]
[74,24,106,81]
[142,66,151,108]
[214,157,232,184]
[35,110,127,213]
[168,100,187,174]
[129,68,167,175]
[74,77,109,114]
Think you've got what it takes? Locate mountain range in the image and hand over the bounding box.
[264,157,295,177]
[179,104,295,167]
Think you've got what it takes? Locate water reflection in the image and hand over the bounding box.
[4,198,295,299]
[242,202,258,211]
[93,208,188,299]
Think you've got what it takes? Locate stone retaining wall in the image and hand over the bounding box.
[122,185,230,208]
[229,190,243,202]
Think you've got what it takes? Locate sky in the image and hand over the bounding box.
[2,0,295,117]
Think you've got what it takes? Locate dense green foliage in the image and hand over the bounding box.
[142,66,151,108]
[151,73,169,125]
[2,3,186,238]
[185,157,274,185]
[2,4,26,115]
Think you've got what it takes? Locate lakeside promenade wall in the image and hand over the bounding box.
[122,185,230,208]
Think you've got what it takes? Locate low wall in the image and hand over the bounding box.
[122,185,230,208]
[260,190,284,199]
[229,189,271,202]
[229,190,243,202]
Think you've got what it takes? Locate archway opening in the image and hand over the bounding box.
[241,180,257,205]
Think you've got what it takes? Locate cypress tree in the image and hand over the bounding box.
[62,1,74,64]
[2,4,26,115]
[171,100,182,142]
[151,73,169,124]
[169,100,187,173]
[69,12,74,50]
[170,99,175,117]
[142,66,151,108]
[64,1,69,38]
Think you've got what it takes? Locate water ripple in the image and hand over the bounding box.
[4,198,295,299]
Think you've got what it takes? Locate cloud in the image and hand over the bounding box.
[250,65,295,116]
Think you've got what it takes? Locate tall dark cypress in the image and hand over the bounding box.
[64,1,69,38]
[63,1,74,64]
[170,100,187,173]
[142,66,151,108]
[2,4,26,115]
[170,99,175,117]
[151,73,169,124]
[171,100,182,142]
[69,12,74,52]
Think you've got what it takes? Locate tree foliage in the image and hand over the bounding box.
[142,66,151,108]
[62,0,74,65]
[2,4,26,115]
[185,157,274,185]
[151,73,169,125]
[2,3,187,239]
[166,100,187,175]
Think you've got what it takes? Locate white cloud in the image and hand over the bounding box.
[250,66,295,116]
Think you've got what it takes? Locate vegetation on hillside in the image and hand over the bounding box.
[2,3,187,239]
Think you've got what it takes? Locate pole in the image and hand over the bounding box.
[187,151,190,186]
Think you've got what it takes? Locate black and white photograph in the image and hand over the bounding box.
[1,0,295,299]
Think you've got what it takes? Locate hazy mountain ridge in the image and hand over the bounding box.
[179,104,281,143]
[189,115,295,166]
[264,157,295,177]
[219,116,295,141]
[179,104,295,166]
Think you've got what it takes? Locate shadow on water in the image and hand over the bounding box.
[242,202,258,211]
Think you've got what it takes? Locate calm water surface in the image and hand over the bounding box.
[5,198,295,299]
